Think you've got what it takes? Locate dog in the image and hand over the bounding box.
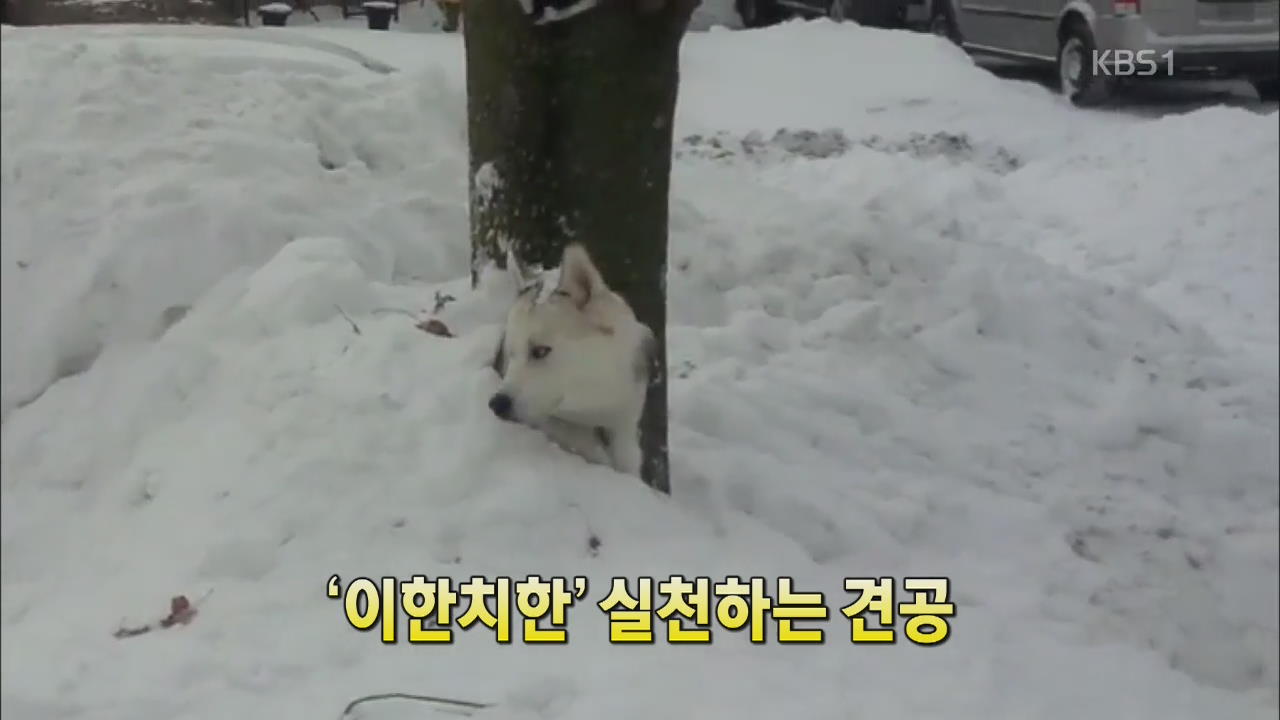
[488,243,655,477]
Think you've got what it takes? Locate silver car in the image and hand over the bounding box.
[927,0,1280,105]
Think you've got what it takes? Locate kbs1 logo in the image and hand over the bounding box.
[1093,49,1175,77]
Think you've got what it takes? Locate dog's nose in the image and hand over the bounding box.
[488,393,513,420]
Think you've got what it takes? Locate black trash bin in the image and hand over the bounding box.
[257,2,292,25]
[363,1,395,29]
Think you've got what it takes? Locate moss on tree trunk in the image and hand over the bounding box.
[465,0,696,493]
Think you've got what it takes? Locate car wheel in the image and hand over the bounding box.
[1251,78,1279,102]
[1057,21,1114,107]
[929,1,960,45]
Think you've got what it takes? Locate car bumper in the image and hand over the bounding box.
[1164,48,1280,78]
[1097,16,1279,78]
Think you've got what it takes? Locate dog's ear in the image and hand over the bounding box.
[506,245,541,296]
[557,243,606,308]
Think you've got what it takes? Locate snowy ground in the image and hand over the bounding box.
[2,18,1277,720]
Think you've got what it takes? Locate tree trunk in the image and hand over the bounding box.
[465,0,696,494]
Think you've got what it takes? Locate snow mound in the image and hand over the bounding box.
[676,20,1133,153]
[3,22,1277,720]
[0,28,468,419]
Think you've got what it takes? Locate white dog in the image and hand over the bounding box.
[488,243,655,477]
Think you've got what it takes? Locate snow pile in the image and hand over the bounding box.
[3,20,1277,720]
[0,28,466,418]
[1002,106,1279,368]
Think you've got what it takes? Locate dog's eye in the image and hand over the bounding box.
[530,345,552,360]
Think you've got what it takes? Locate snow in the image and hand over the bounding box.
[530,0,600,25]
[472,161,501,210]
[258,2,293,13]
[690,0,743,30]
[2,17,1277,720]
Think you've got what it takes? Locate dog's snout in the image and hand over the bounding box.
[488,393,514,420]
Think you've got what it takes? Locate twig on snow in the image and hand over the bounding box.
[112,589,214,639]
[370,294,457,338]
[432,291,457,315]
[371,307,420,319]
[567,501,602,557]
[113,623,151,639]
[334,305,362,335]
[340,692,492,719]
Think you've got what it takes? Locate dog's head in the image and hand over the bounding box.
[489,243,648,425]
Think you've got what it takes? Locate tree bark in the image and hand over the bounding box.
[465,0,696,494]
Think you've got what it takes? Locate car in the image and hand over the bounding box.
[734,0,918,29]
[925,0,1280,105]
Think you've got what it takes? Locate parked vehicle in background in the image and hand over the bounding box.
[926,0,1280,105]
[734,0,924,29]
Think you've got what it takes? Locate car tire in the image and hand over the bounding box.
[736,0,783,27]
[1252,78,1279,102]
[1057,20,1114,107]
[928,1,960,45]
